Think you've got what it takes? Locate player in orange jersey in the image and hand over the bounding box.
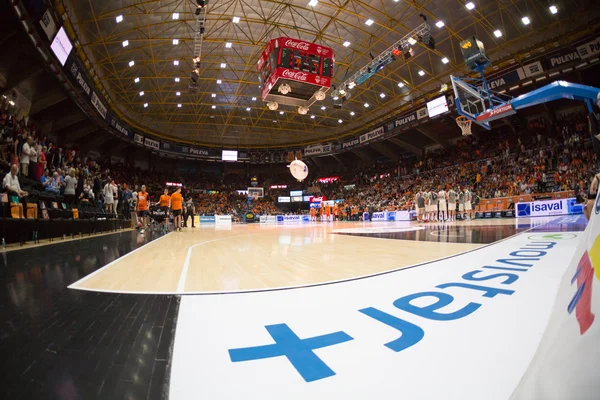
[325,203,332,222]
[170,187,183,232]
[309,205,317,222]
[158,188,171,231]
[137,185,150,231]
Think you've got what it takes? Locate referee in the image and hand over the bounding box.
[183,195,196,228]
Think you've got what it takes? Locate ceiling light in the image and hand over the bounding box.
[407,37,417,45]
[494,30,502,38]
[122,40,129,47]
[549,5,558,14]
[232,16,240,23]
[8,100,15,106]
[333,96,339,100]
[338,119,343,123]
[211,93,216,97]
[308,0,318,6]
[350,111,355,116]
[465,2,475,10]
[129,60,135,67]
[177,104,182,108]
[174,60,179,65]
[380,93,386,98]
[220,63,226,68]
[217,79,222,84]
[175,77,180,82]
[139,91,144,96]
[134,77,140,83]
[143,103,148,108]
[116,15,123,23]
[252,97,257,101]
[441,57,449,64]
[398,82,404,87]
[435,21,445,28]
[176,91,181,96]
[212,105,216,109]
[321,106,326,110]
[210,116,214,118]
[172,12,179,20]
[364,103,369,107]
[246,107,251,111]
[311,115,315,119]
[272,120,277,123]
[418,70,425,76]
[365,19,374,26]
[173,39,179,45]
[522,16,530,25]
[225,42,232,48]
[279,111,284,115]
[343,41,351,47]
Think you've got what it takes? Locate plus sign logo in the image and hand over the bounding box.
[517,203,530,217]
[527,233,578,240]
[228,324,353,382]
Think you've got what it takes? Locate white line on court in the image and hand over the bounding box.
[176,235,251,293]
[68,231,174,289]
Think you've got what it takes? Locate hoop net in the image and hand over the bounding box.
[456,116,473,136]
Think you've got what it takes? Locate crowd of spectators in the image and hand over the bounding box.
[1,107,595,223]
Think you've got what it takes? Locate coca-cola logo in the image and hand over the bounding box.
[285,39,310,51]
[281,69,308,81]
[317,47,322,54]
[315,76,321,84]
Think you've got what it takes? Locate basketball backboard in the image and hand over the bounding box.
[451,75,491,130]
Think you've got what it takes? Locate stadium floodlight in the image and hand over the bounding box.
[465,2,475,10]
[494,30,502,38]
[116,15,123,23]
[134,77,140,83]
[308,0,318,6]
[549,5,558,14]
[172,13,179,20]
[232,16,240,23]
[225,42,232,48]
[435,21,445,28]
[522,16,531,25]
[122,40,129,47]
[173,39,179,45]
[343,41,351,47]
[129,60,135,67]
[174,60,179,65]
[365,19,374,26]
[143,103,148,108]
[441,57,449,64]
[418,70,425,76]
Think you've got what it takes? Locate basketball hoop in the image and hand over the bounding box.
[456,116,472,136]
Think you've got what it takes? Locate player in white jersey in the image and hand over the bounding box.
[464,187,473,220]
[447,188,457,221]
[423,191,431,222]
[438,188,448,221]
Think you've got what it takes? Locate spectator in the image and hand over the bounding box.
[103,177,114,214]
[29,139,39,179]
[35,145,47,181]
[45,171,61,195]
[64,168,77,207]
[20,136,34,177]
[3,164,28,199]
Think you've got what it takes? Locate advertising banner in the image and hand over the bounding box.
[522,61,544,78]
[134,133,144,145]
[91,92,107,119]
[199,216,216,223]
[543,48,581,70]
[576,36,600,60]
[342,137,360,149]
[215,215,232,224]
[359,127,385,144]
[479,68,525,92]
[516,198,577,218]
[276,215,303,223]
[144,137,160,150]
[304,144,324,156]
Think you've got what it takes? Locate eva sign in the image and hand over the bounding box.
[215,215,232,224]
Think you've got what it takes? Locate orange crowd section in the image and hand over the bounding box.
[474,191,575,212]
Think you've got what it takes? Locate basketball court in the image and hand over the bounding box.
[1,215,590,399]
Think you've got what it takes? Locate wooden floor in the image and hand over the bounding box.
[67,219,533,294]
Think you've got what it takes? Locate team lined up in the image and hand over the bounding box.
[415,187,475,222]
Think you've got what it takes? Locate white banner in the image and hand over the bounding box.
[522,61,544,78]
[39,10,57,40]
[304,145,323,156]
[359,126,385,144]
[417,107,428,120]
[90,91,107,119]
[134,133,144,145]
[215,215,232,224]
[577,36,600,60]
[144,137,160,150]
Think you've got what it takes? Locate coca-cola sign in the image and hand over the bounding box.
[285,39,310,51]
[281,69,308,81]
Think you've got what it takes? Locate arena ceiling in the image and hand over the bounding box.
[61,0,598,148]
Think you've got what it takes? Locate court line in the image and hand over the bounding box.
[68,231,174,289]
[176,235,250,293]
